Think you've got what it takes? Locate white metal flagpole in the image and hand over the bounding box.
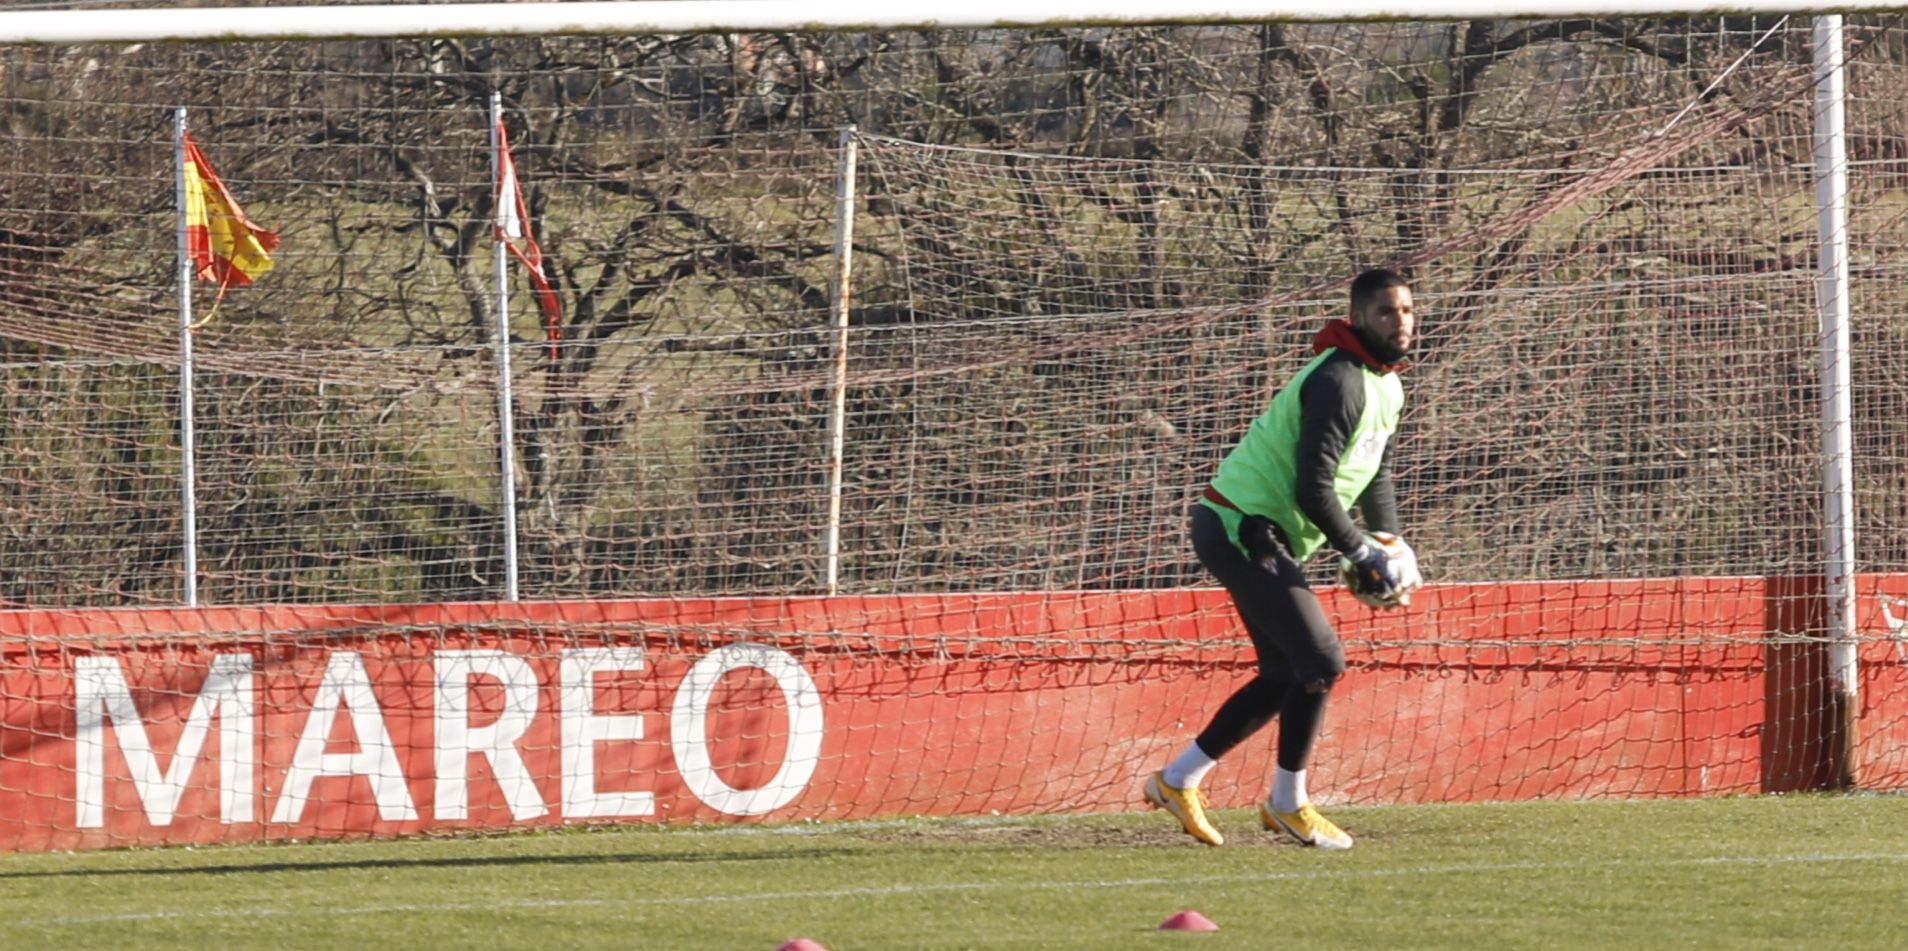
[1813,14,1857,787]
[175,107,200,607]
[824,126,858,597]
[492,91,522,601]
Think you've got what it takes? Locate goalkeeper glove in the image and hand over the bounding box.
[1339,533,1422,609]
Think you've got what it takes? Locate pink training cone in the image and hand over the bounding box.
[778,940,828,951]
[1158,910,1220,932]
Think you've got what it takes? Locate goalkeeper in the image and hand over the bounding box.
[1144,267,1419,851]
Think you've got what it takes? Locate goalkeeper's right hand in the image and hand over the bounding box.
[1343,540,1397,592]
[1339,533,1421,609]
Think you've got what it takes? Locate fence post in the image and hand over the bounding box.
[824,126,858,597]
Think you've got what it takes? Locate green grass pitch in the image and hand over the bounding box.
[3,794,1906,949]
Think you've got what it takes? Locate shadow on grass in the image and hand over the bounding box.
[0,845,868,881]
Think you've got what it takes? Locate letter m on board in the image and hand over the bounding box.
[73,654,256,828]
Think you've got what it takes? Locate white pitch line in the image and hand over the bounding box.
[10,851,1908,929]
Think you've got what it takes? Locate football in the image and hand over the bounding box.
[1339,533,1422,609]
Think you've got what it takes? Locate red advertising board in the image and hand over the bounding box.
[1,578,1904,852]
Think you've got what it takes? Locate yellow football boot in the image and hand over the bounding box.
[1143,771,1224,846]
[1260,801,1354,850]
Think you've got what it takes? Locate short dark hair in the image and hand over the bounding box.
[1350,268,1410,311]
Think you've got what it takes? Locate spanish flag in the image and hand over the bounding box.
[182,133,278,291]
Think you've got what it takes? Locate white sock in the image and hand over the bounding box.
[1271,767,1307,813]
[1161,743,1218,790]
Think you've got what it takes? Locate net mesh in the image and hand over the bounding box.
[0,17,1906,848]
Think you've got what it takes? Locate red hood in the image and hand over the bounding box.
[1313,319,1407,374]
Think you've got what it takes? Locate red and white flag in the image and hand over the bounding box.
[495,119,562,361]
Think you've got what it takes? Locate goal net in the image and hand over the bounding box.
[0,11,1905,849]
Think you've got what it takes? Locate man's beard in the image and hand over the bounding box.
[1356,324,1410,365]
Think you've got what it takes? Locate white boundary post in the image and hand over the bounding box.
[1813,14,1858,787]
[491,92,522,602]
[174,107,199,607]
[824,126,858,596]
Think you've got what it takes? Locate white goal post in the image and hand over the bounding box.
[0,1,1869,756]
[0,0,1903,44]
[0,0,1890,849]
